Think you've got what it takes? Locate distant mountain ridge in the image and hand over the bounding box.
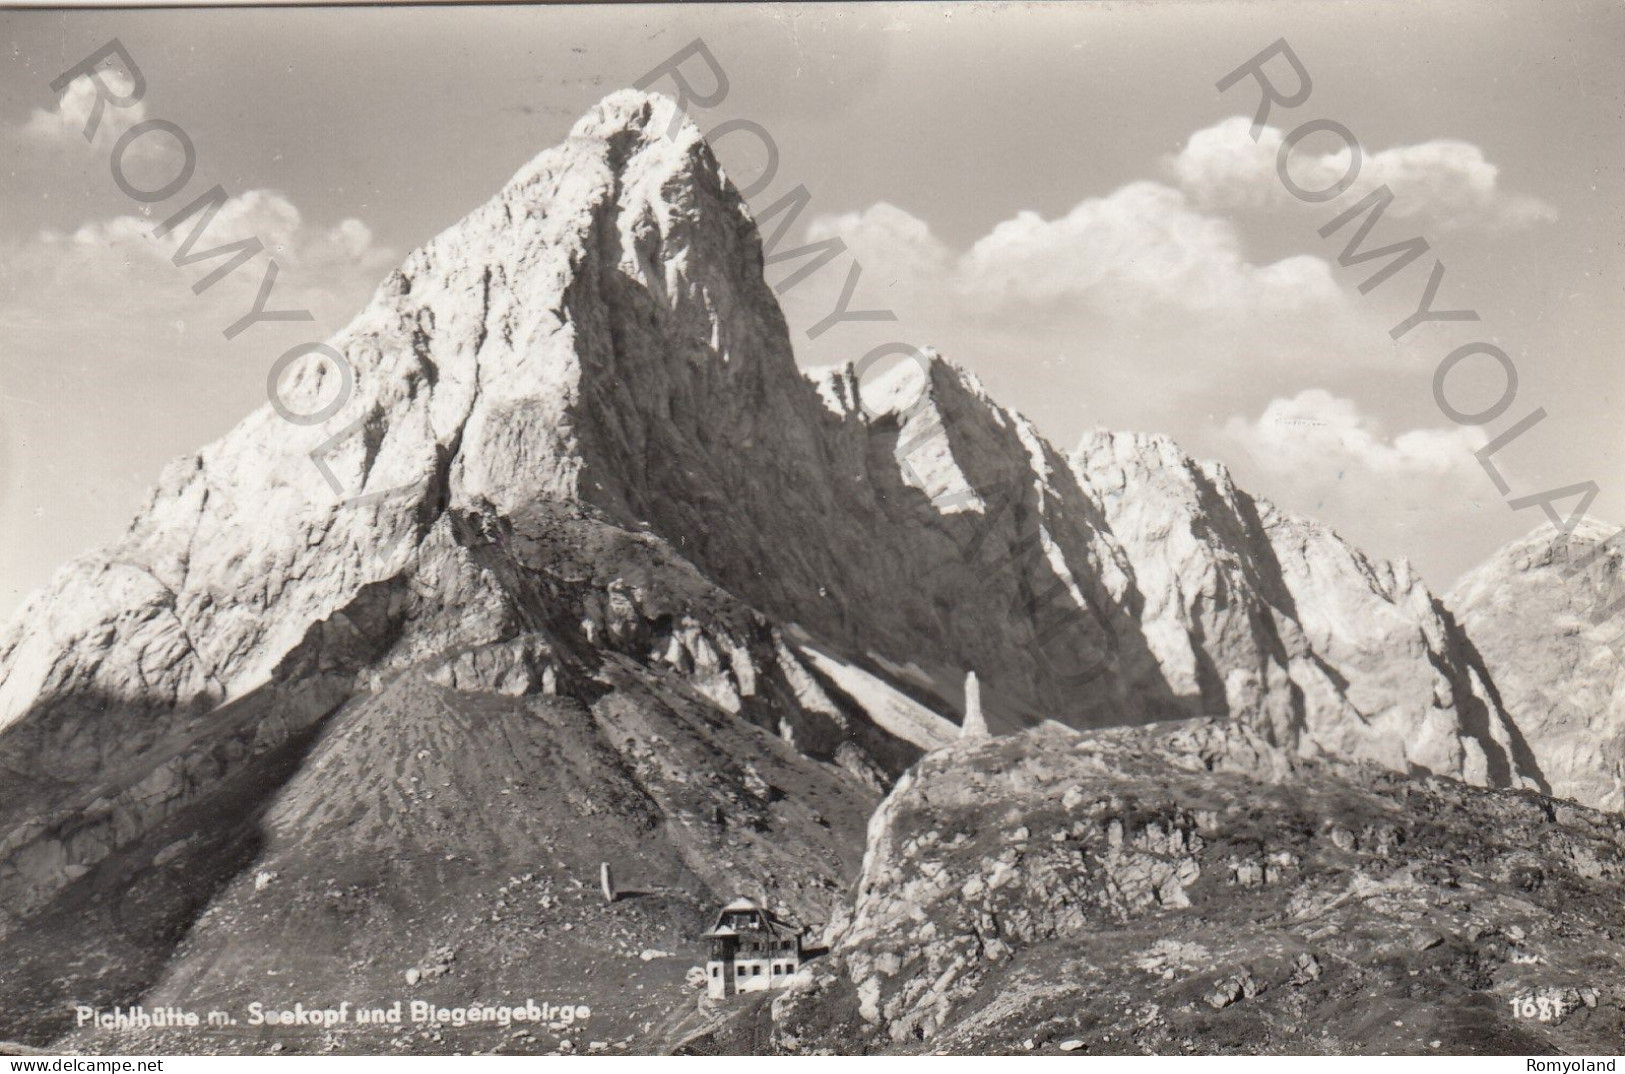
[1448,519,1625,811]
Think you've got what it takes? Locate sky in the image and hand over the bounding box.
[2,1,1622,619]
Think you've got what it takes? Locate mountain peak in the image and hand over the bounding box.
[568,88,694,146]
[805,346,1002,426]
[488,89,706,199]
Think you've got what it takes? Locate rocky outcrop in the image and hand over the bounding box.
[1448,520,1625,811]
[760,723,1625,1055]
[0,500,922,926]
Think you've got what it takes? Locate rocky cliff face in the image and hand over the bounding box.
[1449,520,1625,812]
[803,355,1538,783]
[751,723,1625,1056]
[0,89,1601,1053]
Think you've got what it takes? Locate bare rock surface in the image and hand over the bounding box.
[746,723,1625,1055]
[1448,520,1625,812]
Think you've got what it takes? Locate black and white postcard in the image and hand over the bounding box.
[1,1,1621,1061]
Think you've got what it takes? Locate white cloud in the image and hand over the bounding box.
[1173,116,1557,230]
[43,189,388,279]
[20,72,167,164]
[781,115,1555,417]
[785,118,1553,386]
[788,182,1386,387]
[11,189,393,329]
[1218,390,1504,569]
[805,183,1353,322]
[958,180,1343,316]
[0,190,395,397]
[805,201,952,284]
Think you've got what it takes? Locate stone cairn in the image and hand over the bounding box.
[960,671,989,740]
